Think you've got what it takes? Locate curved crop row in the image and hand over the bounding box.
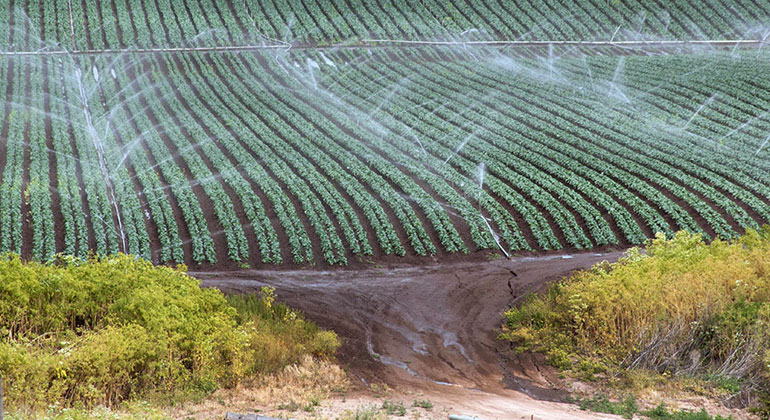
[5,0,770,52]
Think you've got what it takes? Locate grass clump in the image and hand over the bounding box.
[500,229,770,414]
[381,400,406,416]
[573,395,638,419]
[0,254,339,414]
[336,405,387,420]
[572,395,732,420]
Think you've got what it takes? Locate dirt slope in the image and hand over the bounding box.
[197,250,626,419]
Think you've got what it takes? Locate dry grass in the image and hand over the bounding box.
[171,355,349,419]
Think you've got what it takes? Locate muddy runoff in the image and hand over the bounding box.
[196,250,625,401]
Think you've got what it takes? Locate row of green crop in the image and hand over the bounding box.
[109,57,217,263]
[26,56,56,260]
[95,56,185,263]
[49,60,90,258]
[582,54,770,175]
[338,49,614,248]
[435,49,770,237]
[372,49,640,245]
[0,59,25,254]
[235,52,489,253]
[430,52,734,238]
[533,52,770,213]
[251,52,519,252]
[302,47,770,248]
[3,48,770,264]
[5,0,770,52]
[23,0,73,258]
[169,53,353,264]
[555,55,770,223]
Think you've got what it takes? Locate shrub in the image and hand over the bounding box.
[0,254,339,411]
[500,228,770,412]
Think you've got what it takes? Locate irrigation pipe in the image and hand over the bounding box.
[0,38,763,56]
[0,44,291,56]
[361,38,763,47]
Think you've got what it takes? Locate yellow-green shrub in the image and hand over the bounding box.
[0,254,339,412]
[501,228,770,412]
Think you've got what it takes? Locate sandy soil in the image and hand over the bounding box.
[196,250,628,419]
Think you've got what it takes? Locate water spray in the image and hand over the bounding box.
[476,162,510,259]
[682,93,717,130]
[74,66,127,253]
[755,134,770,156]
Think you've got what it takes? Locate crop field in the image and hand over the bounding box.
[0,2,769,266]
[3,0,770,48]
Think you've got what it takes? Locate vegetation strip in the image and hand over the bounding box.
[502,229,770,416]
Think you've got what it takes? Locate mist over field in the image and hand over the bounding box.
[1,1,770,419]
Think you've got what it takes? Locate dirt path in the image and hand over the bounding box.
[196,250,626,419]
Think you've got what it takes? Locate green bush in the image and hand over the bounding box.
[500,228,770,413]
[0,254,339,412]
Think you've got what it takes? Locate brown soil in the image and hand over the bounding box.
[197,249,627,419]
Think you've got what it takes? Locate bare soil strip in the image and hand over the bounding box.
[197,250,626,418]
